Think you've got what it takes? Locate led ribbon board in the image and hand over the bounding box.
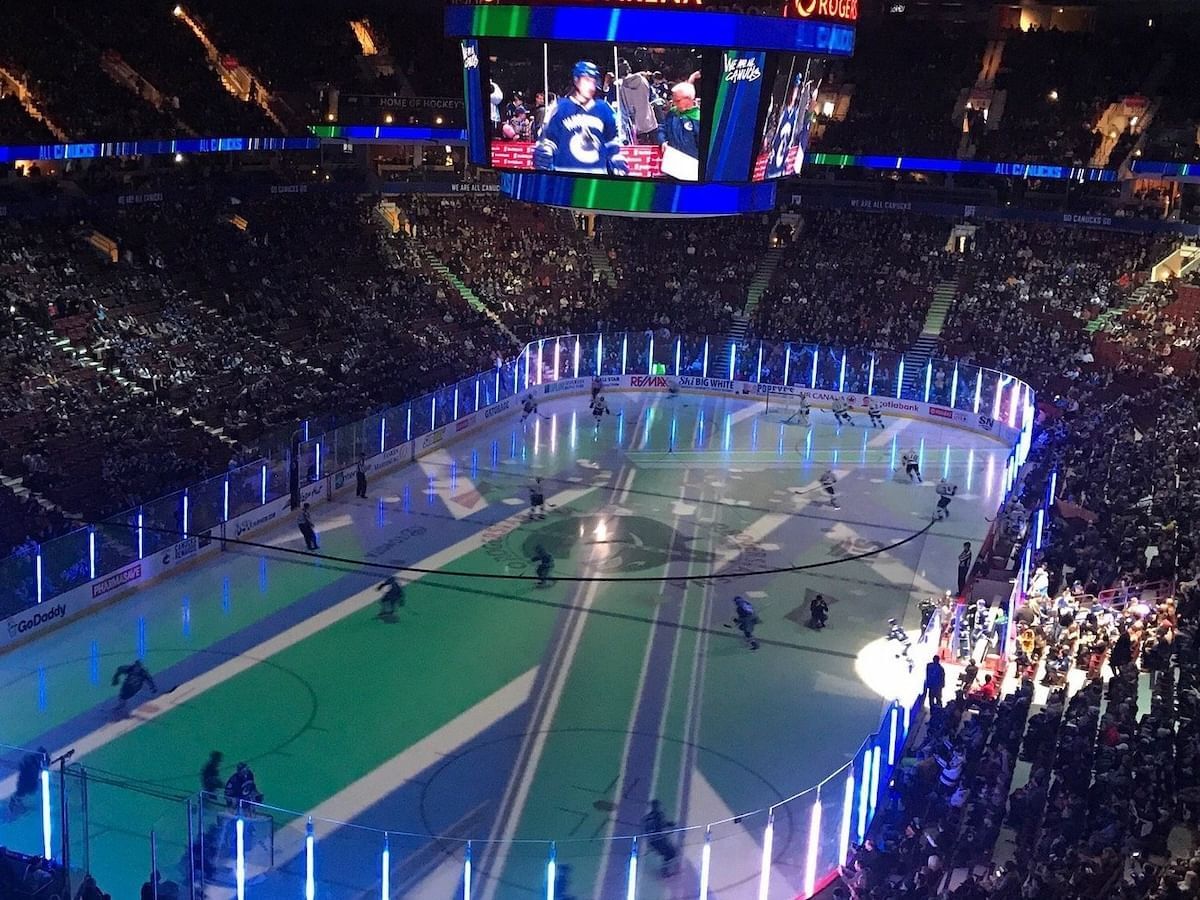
[499,171,777,213]
[445,5,856,55]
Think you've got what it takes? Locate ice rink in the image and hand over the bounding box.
[0,390,1010,899]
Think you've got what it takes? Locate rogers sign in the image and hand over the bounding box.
[787,0,858,22]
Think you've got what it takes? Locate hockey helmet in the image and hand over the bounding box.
[573,60,601,82]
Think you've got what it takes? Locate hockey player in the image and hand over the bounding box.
[784,392,810,426]
[297,502,319,550]
[112,659,157,714]
[867,398,885,429]
[376,575,406,617]
[900,448,922,483]
[8,747,47,813]
[589,393,611,429]
[520,393,540,424]
[831,397,855,426]
[529,476,546,520]
[724,595,760,650]
[533,544,554,587]
[766,73,810,179]
[820,468,840,510]
[934,478,958,520]
[643,800,680,877]
[591,376,603,402]
[224,762,263,806]
[533,61,629,176]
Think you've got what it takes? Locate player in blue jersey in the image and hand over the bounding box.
[533,61,629,176]
[766,74,806,179]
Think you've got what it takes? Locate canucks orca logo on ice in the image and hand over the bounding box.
[522,514,696,573]
[485,512,773,579]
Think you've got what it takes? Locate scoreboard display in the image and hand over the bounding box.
[446,0,856,213]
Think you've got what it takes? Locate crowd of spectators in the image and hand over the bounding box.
[410,197,775,339]
[814,21,980,158]
[753,210,957,351]
[598,214,773,335]
[0,189,511,557]
[408,195,603,339]
[938,223,1171,381]
[0,7,179,140]
[68,0,280,137]
[1098,278,1200,366]
[840,574,1200,898]
[973,25,1160,165]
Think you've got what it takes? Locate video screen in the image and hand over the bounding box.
[485,42,705,181]
[753,56,822,182]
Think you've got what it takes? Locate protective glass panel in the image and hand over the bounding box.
[0,744,46,858]
[814,346,843,391]
[679,335,707,376]
[189,474,226,535]
[954,363,982,412]
[0,550,36,619]
[40,527,92,599]
[843,349,873,395]
[94,510,140,580]
[228,462,267,519]
[871,350,902,399]
[760,340,787,385]
[382,402,410,450]
[409,393,433,439]
[928,358,954,407]
[706,810,769,900]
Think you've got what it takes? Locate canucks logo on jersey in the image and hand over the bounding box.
[533,60,629,176]
[766,74,813,179]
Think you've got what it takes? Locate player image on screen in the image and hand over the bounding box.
[486,42,704,180]
[533,60,629,176]
[754,56,822,181]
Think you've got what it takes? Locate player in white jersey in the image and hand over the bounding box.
[934,478,958,520]
[589,394,611,428]
[867,398,885,429]
[784,392,810,425]
[528,477,546,520]
[900,448,922,483]
[831,397,855,426]
[520,393,540,424]
[820,468,840,510]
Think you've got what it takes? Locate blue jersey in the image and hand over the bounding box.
[534,96,626,174]
[766,101,800,179]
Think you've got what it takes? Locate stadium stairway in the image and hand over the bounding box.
[0,66,69,141]
[902,277,959,397]
[708,244,783,380]
[39,308,242,447]
[0,469,70,519]
[417,247,522,348]
[587,244,619,289]
[711,317,749,381]
[1085,281,1153,334]
[745,244,783,316]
